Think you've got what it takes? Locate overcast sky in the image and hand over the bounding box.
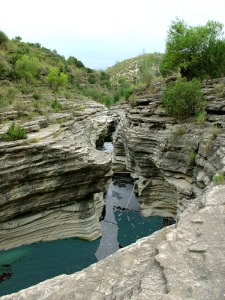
[1,0,225,70]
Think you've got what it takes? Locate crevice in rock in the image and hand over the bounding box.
[206,109,225,115]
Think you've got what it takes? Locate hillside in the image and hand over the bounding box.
[0,30,166,127]
[106,52,163,85]
[0,31,115,122]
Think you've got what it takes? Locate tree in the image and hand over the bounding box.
[160,19,225,80]
[15,55,39,83]
[46,67,68,89]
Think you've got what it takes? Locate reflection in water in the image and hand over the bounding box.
[0,265,12,283]
[95,175,163,260]
[0,172,164,297]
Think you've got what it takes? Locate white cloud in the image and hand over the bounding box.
[1,0,224,69]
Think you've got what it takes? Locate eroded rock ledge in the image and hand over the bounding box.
[1,184,224,300]
[0,99,113,250]
[113,78,225,219]
[1,79,225,299]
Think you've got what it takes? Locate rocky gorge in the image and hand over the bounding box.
[1,78,225,299]
[0,99,113,250]
[112,78,225,220]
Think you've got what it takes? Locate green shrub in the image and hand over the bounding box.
[82,87,113,106]
[51,99,62,111]
[195,111,208,125]
[0,88,9,108]
[1,122,27,141]
[88,74,96,84]
[12,100,28,117]
[161,78,204,120]
[63,90,73,99]
[7,87,18,98]
[33,93,41,100]
[138,56,154,85]
[124,86,133,100]
[67,56,85,68]
[188,151,197,163]
[213,172,224,185]
[113,90,121,103]
[0,80,11,87]
[213,83,224,94]
[18,83,33,94]
[100,71,111,88]
[101,95,112,107]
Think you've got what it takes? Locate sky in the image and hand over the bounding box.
[1,0,225,70]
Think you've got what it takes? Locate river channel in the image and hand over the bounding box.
[0,143,163,297]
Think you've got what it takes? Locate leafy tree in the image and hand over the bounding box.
[15,55,39,83]
[161,78,204,120]
[46,67,68,89]
[160,19,225,80]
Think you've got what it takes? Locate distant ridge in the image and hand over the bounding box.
[106,53,163,85]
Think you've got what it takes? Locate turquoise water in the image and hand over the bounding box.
[0,176,163,297]
[0,238,100,296]
[115,210,162,247]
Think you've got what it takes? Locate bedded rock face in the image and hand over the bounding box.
[113,79,225,218]
[2,184,225,300]
[0,100,113,250]
[1,80,225,299]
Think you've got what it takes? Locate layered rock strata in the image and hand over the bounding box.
[2,184,225,300]
[113,78,225,219]
[1,80,225,299]
[0,100,113,250]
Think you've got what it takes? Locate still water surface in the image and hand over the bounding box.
[0,175,163,296]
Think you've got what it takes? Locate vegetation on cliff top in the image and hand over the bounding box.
[0,18,225,126]
[0,29,164,123]
[160,19,225,80]
[160,19,225,121]
[0,31,118,122]
[161,77,205,120]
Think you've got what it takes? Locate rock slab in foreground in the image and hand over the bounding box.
[2,184,224,300]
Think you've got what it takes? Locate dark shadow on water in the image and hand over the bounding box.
[0,174,165,296]
[95,174,164,259]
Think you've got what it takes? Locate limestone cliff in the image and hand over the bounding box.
[113,78,225,219]
[0,99,113,250]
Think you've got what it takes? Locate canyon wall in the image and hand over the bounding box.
[0,99,113,250]
[2,183,224,300]
[113,78,225,219]
[1,78,225,299]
